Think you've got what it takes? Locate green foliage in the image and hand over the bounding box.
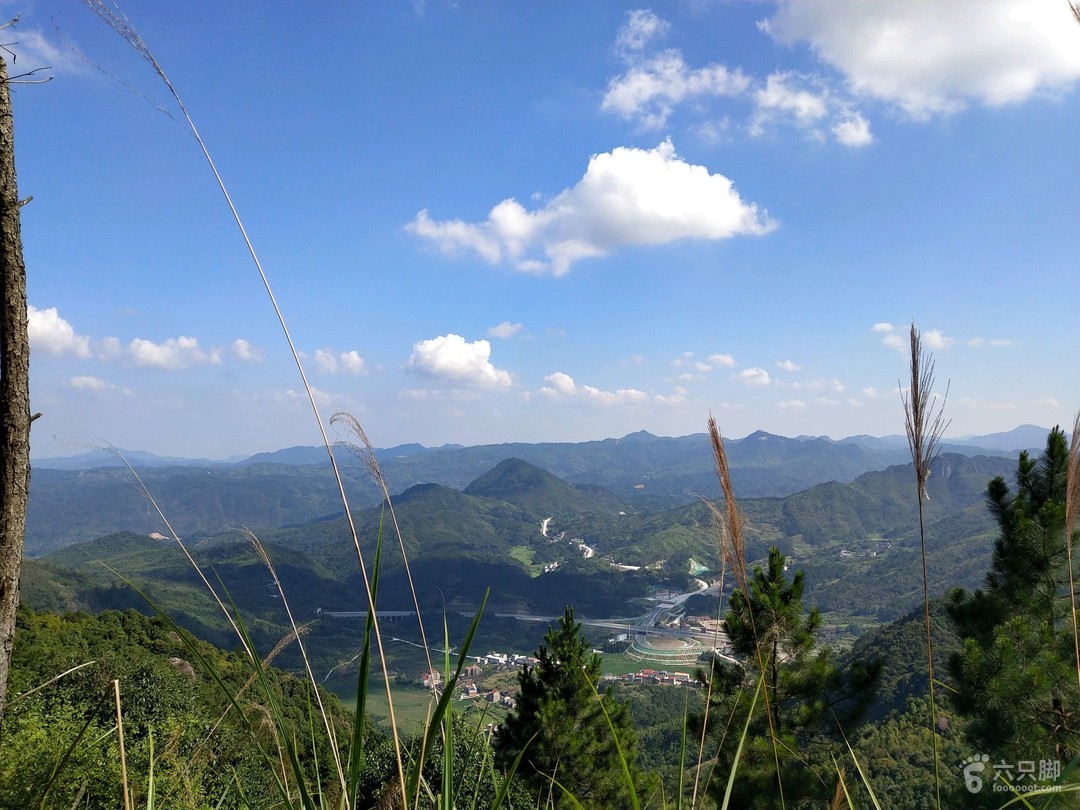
[494,606,653,807]
[0,608,349,808]
[948,427,1080,765]
[849,698,972,809]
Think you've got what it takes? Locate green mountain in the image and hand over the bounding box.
[463,458,626,515]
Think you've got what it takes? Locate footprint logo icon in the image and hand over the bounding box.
[961,754,990,793]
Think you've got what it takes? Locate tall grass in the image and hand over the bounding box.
[900,323,949,810]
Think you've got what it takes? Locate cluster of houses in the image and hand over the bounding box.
[458,682,517,708]
[416,651,542,707]
[603,668,699,687]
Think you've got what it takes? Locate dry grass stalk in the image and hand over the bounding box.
[703,415,785,807]
[900,323,949,810]
[1065,412,1080,697]
[705,416,748,594]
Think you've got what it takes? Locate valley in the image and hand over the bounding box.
[22,428,1031,689]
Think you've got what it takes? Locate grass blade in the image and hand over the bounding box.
[720,673,762,810]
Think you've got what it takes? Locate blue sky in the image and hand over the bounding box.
[9,1,1080,460]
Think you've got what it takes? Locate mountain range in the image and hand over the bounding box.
[25,425,1050,556]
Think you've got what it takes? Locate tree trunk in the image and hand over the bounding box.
[0,51,32,727]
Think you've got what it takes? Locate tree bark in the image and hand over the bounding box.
[0,51,31,727]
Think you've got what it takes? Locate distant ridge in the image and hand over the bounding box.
[33,426,1048,470]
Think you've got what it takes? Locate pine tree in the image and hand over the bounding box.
[703,547,877,808]
[948,427,1080,763]
[494,606,650,807]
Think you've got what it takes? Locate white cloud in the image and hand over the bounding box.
[408,140,774,276]
[340,350,365,374]
[68,375,107,390]
[767,0,1080,118]
[801,377,845,393]
[862,386,881,399]
[232,338,263,362]
[968,336,1015,348]
[128,336,221,369]
[28,305,91,358]
[777,399,806,411]
[832,112,873,146]
[871,322,895,333]
[750,72,873,147]
[707,353,735,367]
[7,29,86,76]
[615,9,670,56]
[315,349,366,375]
[752,72,828,130]
[488,321,523,339]
[406,334,511,387]
[776,359,802,372]
[540,371,658,406]
[739,367,771,386]
[922,329,954,350]
[603,51,751,129]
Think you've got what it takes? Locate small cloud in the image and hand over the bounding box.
[340,350,365,374]
[488,321,523,339]
[232,338,263,362]
[871,322,895,333]
[541,371,578,396]
[406,334,511,387]
[28,305,91,358]
[6,29,87,76]
[67,375,131,395]
[922,329,954,350]
[615,9,671,56]
[832,112,873,146]
[315,348,366,376]
[128,336,221,370]
[882,333,905,350]
[540,371,653,406]
[707,353,735,367]
[603,52,750,130]
[776,359,802,372]
[862,386,881,399]
[738,367,771,386]
[408,140,774,276]
[777,399,806,411]
[67,375,107,390]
